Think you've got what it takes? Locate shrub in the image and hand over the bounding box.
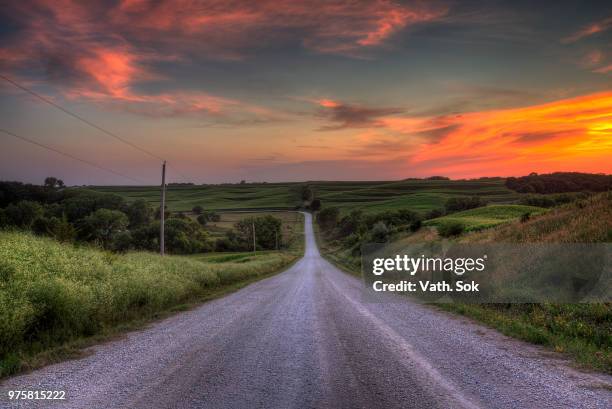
[197,214,208,226]
[111,231,133,253]
[425,208,445,220]
[371,221,389,243]
[520,212,531,223]
[192,205,204,215]
[445,196,486,213]
[438,222,465,237]
[124,199,153,228]
[234,215,282,250]
[78,209,129,248]
[318,207,340,230]
[4,200,44,228]
[310,198,321,211]
[409,219,422,232]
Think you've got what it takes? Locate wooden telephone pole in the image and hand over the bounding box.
[252,220,256,253]
[160,161,166,256]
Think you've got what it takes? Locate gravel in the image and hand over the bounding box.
[1,213,610,408]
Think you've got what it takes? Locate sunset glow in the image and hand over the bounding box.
[0,0,610,184]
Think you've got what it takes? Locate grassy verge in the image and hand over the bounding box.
[316,193,612,374]
[0,230,302,378]
[436,303,611,374]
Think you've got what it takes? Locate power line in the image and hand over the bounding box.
[0,73,198,183]
[1,128,145,184]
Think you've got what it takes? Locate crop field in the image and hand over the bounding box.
[93,183,297,212]
[203,210,302,242]
[93,178,520,215]
[424,204,548,231]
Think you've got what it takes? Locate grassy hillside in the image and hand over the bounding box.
[93,178,519,214]
[318,192,612,373]
[94,183,297,212]
[463,192,612,243]
[445,193,612,373]
[424,204,547,231]
[0,231,301,377]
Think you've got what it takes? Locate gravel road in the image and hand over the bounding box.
[2,213,611,408]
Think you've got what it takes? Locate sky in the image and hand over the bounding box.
[0,0,610,185]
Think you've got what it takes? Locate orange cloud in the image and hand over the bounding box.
[593,64,612,74]
[407,92,612,177]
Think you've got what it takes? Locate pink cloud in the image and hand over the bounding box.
[0,0,447,120]
[562,16,612,43]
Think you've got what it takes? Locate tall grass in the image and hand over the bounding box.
[0,231,299,377]
[450,192,612,373]
[318,192,612,373]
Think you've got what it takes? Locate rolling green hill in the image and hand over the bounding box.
[93,178,520,214]
[424,204,547,231]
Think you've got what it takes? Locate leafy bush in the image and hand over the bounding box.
[438,222,465,237]
[371,221,389,243]
[445,196,487,213]
[317,207,340,230]
[518,192,589,208]
[192,205,204,215]
[425,208,445,220]
[124,199,153,228]
[4,201,44,228]
[78,209,129,248]
[234,215,282,250]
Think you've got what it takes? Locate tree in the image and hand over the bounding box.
[4,200,44,228]
[111,231,133,253]
[43,177,65,189]
[79,209,129,248]
[301,185,314,202]
[234,215,282,250]
[371,221,389,242]
[164,218,211,254]
[44,177,58,188]
[197,214,208,226]
[192,205,204,215]
[310,198,321,211]
[124,199,153,228]
[52,214,76,242]
[438,222,464,237]
[445,196,486,213]
[318,207,339,230]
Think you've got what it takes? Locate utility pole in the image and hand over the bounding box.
[160,161,166,256]
[252,220,256,253]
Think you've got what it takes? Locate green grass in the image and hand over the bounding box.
[425,204,548,231]
[0,231,302,378]
[92,178,520,214]
[317,193,612,374]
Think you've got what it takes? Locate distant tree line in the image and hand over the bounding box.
[506,172,612,194]
[0,180,284,254]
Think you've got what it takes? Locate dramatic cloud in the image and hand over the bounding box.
[307,91,611,177]
[315,99,403,130]
[401,92,612,176]
[562,16,612,43]
[110,0,448,56]
[0,0,447,122]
